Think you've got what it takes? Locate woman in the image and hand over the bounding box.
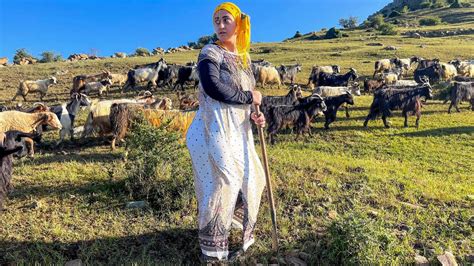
[186,2,266,262]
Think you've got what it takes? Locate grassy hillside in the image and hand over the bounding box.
[0,20,473,264]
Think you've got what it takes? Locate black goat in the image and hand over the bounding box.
[414,64,441,84]
[174,65,199,91]
[260,85,302,117]
[318,68,358,86]
[416,58,440,70]
[266,95,326,144]
[448,82,474,113]
[363,83,433,128]
[1,131,39,210]
[323,92,354,129]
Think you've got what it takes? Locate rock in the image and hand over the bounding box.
[285,255,307,266]
[414,255,429,266]
[328,210,338,220]
[125,201,148,209]
[65,259,82,266]
[367,42,384,46]
[413,33,422,39]
[465,253,474,262]
[437,251,458,266]
[384,45,398,51]
[398,223,411,231]
[298,252,310,261]
[368,210,379,218]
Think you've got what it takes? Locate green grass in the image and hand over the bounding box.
[0,20,473,264]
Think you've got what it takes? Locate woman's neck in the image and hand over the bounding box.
[219,40,238,54]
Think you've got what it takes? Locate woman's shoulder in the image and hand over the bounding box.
[198,43,224,63]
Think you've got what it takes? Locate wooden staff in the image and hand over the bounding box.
[254,104,279,251]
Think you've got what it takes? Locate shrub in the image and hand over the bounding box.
[124,118,194,215]
[419,16,442,26]
[135,47,151,57]
[389,11,401,18]
[419,1,432,8]
[322,212,413,264]
[400,5,410,13]
[325,27,343,39]
[379,23,398,35]
[368,14,385,29]
[339,16,358,29]
[39,51,62,63]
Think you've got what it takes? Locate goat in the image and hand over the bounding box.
[12,77,57,101]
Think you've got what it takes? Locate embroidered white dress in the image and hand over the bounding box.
[186,44,266,259]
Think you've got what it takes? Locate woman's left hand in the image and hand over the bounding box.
[251,112,266,128]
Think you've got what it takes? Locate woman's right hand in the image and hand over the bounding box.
[251,90,263,105]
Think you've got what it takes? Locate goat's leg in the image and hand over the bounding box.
[345,104,350,118]
[22,94,27,102]
[382,115,390,128]
[111,137,117,151]
[363,115,371,128]
[455,103,461,113]
[403,111,409,128]
[415,113,421,129]
[24,137,35,157]
[448,102,453,113]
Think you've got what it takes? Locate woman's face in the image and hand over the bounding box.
[213,9,238,43]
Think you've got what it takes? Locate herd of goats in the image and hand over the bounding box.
[0,54,473,209]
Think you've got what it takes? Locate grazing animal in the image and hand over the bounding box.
[363,82,433,128]
[307,65,341,87]
[414,63,441,84]
[83,79,112,96]
[50,93,91,143]
[174,65,199,91]
[373,58,402,78]
[449,59,474,78]
[266,95,326,144]
[122,58,167,92]
[453,76,473,82]
[158,64,180,88]
[318,68,358,87]
[0,130,40,210]
[258,66,281,89]
[399,56,421,76]
[109,73,128,87]
[0,111,62,156]
[260,85,302,118]
[392,80,419,87]
[364,79,386,93]
[278,64,302,84]
[312,84,360,118]
[440,63,458,81]
[416,58,440,70]
[71,71,112,95]
[448,82,474,113]
[322,92,355,129]
[251,59,272,80]
[12,77,57,101]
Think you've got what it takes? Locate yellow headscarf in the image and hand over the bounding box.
[213,2,251,67]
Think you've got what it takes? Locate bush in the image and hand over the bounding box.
[450,0,463,7]
[135,47,151,57]
[419,1,432,8]
[388,11,401,18]
[419,16,442,26]
[379,23,398,35]
[124,118,194,215]
[322,212,413,264]
[400,5,410,13]
[13,48,35,64]
[39,51,62,63]
[325,27,343,39]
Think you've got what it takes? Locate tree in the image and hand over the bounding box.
[13,48,35,64]
[339,16,358,29]
[368,14,385,29]
[39,51,55,63]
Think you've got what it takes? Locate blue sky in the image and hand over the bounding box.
[0,0,390,60]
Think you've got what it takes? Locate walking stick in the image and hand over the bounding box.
[254,104,279,251]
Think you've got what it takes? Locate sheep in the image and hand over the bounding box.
[0,130,40,210]
[0,111,62,156]
[373,58,402,78]
[71,71,112,95]
[109,73,128,87]
[440,63,458,81]
[307,65,340,88]
[50,93,91,144]
[81,94,156,138]
[12,77,57,101]
[363,83,433,128]
[312,83,360,118]
[251,60,272,81]
[83,79,112,96]
[278,64,302,85]
[364,79,385,93]
[258,66,281,89]
[318,68,358,87]
[448,82,474,113]
[322,92,355,129]
[449,60,474,78]
[399,56,421,76]
[266,95,327,145]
